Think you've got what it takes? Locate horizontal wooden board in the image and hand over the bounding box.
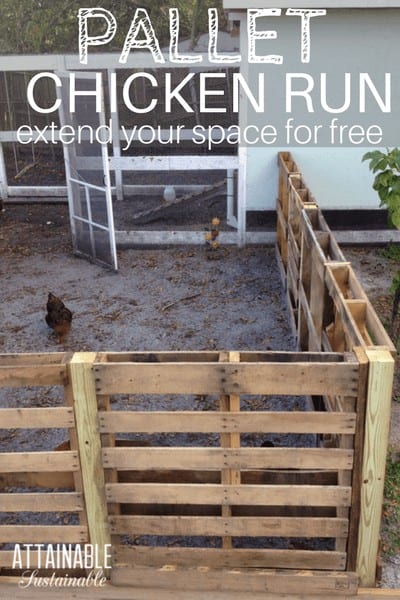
[0,492,84,512]
[102,447,353,472]
[0,579,398,600]
[106,483,352,507]
[111,566,358,595]
[0,526,88,544]
[238,351,346,363]
[94,362,359,396]
[0,451,79,473]
[0,365,67,387]
[99,411,356,435]
[0,407,75,429]
[103,351,221,363]
[0,353,68,366]
[102,351,347,364]
[0,471,75,489]
[113,545,346,571]
[109,515,348,538]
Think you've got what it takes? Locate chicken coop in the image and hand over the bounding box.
[1,2,400,271]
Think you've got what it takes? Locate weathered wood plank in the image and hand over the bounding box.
[0,492,84,512]
[106,484,352,507]
[113,545,346,571]
[103,351,346,364]
[0,353,67,366]
[102,447,354,471]
[0,452,79,473]
[111,566,358,595]
[94,362,359,396]
[98,411,356,435]
[357,349,395,587]
[0,526,88,544]
[0,472,75,489]
[219,351,240,549]
[109,515,348,538]
[103,351,220,363]
[0,407,75,429]
[0,365,67,387]
[0,578,398,600]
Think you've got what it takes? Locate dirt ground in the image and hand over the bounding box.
[0,201,399,588]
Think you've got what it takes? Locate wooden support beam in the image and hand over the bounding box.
[69,353,112,575]
[357,349,395,587]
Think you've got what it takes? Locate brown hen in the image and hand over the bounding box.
[45,292,73,343]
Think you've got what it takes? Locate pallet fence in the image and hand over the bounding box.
[276,151,396,589]
[0,152,396,597]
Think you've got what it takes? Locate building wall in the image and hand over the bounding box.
[238,8,399,210]
[246,148,377,210]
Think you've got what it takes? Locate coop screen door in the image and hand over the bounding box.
[58,72,118,271]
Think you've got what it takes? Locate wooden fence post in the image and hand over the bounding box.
[357,349,394,587]
[69,352,112,575]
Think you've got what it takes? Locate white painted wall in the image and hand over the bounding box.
[234,7,398,211]
[245,147,379,211]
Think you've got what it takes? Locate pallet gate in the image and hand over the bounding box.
[0,153,396,598]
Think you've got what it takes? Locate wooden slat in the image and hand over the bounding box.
[113,545,346,571]
[0,353,67,366]
[106,484,352,507]
[94,362,359,396]
[105,351,346,364]
[0,365,67,387]
[102,447,353,471]
[0,407,75,429]
[103,351,221,363]
[0,472,75,489]
[0,451,79,473]
[99,411,356,435]
[0,548,346,574]
[219,351,241,549]
[111,566,358,595]
[0,526,88,544]
[109,515,348,538]
[0,578,398,600]
[0,492,84,512]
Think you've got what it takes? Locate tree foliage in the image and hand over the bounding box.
[363,148,400,229]
[0,0,225,54]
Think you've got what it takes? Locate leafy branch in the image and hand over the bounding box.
[363,148,400,341]
[363,148,400,229]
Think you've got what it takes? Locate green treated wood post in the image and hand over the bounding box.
[69,353,112,576]
[357,349,394,587]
